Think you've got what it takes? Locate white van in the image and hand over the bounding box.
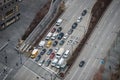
[56,19,63,26]
[51,58,58,67]
[63,50,70,58]
[55,58,66,69]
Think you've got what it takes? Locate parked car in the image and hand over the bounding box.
[79,61,85,67]
[56,19,63,26]
[57,27,62,33]
[40,49,46,55]
[63,50,70,58]
[72,22,78,29]
[58,32,64,40]
[81,9,87,16]
[54,47,59,53]
[51,28,56,33]
[67,29,73,35]
[59,40,65,45]
[44,59,51,67]
[35,55,41,62]
[47,49,53,55]
[46,40,52,48]
[51,32,58,40]
[49,53,55,59]
[77,16,82,23]
[63,33,69,40]
[53,41,58,47]
[38,59,45,66]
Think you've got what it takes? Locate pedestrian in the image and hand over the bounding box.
[16,63,18,66]
[3,68,7,73]
[4,56,7,63]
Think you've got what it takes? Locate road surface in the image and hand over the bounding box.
[64,0,120,80]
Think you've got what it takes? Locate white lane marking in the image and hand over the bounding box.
[3,68,13,80]
[77,57,94,80]
[69,67,79,80]
[84,59,97,80]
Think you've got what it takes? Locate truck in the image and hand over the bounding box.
[51,58,59,67]
[56,48,64,58]
[55,57,66,69]
[38,40,45,48]
[45,32,53,40]
[56,19,63,26]
[31,49,39,59]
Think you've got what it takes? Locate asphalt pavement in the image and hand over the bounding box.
[0,0,48,80]
[13,0,93,80]
[64,0,120,80]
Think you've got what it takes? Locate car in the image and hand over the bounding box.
[77,16,82,23]
[59,40,65,45]
[63,33,69,40]
[44,59,51,67]
[67,29,73,35]
[57,27,62,33]
[51,28,56,33]
[72,22,78,29]
[47,49,53,55]
[51,32,58,40]
[40,49,46,55]
[54,47,59,53]
[46,40,52,48]
[81,9,87,16]
[63,50,70,58]
[35,55,41,62]
[38,59,45,66]
[53,41,58,47]
[57,32,64,40]
[79,61,85,67]
[56,19,63,26]
[49,53,55,59]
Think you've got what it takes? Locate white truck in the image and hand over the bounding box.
[56,48,64,58]
[55,58,66,69]
[45,32,53,40]
[38,40,45,48]
[51,58,59,67]
[56,19,63,26]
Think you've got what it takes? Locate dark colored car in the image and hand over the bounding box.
[81,9,87,16]
[51,28,56,33]
[58,32,64,40]
[40,49,46,55]
[72,22,78,29]
[47,49,53,55]
[49,53,55,59]
[67,29,73,35]
[53,41,58,47]
[45,59,51,67]
[59,40,65,45]
[57,27,62,33]
[79,61,85,67]
[35,55,41,62]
